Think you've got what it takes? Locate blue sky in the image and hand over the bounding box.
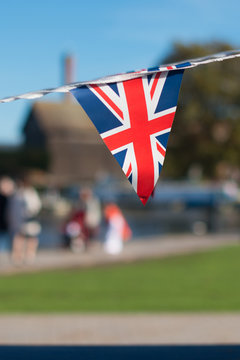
[0,0,239,144]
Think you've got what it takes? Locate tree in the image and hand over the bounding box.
[160,42,240,181]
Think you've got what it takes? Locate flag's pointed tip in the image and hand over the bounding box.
[140,188,156,205]
[140,196,149,205]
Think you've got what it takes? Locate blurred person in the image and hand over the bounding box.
[9,178,42,265]
[0,177,15,254]
[103,203,132,255]
[80,187,102,242]
[63,207,88,253]
[63,187,101,252]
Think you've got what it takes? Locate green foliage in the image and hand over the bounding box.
[0,245,240,312]
[160,42,240,180]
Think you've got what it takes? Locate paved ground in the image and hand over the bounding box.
[1,313,240,345]
[0,233,239,275]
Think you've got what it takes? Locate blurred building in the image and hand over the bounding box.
[22,55,121,187]
[23,100,121,186]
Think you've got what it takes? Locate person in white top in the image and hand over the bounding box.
[103,203,132,255]
[9,178,41,265]
[80,187,102,244]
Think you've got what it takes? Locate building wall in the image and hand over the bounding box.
[23,104,123,186]
[47,138,121,185]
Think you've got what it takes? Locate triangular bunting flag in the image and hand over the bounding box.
[71,70,184,204]
[1,50,240,204]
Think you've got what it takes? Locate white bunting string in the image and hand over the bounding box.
[0,50,240,104]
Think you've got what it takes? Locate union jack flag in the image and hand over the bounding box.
[71,70,183,204]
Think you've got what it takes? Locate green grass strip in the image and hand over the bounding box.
[0,244,240,312]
